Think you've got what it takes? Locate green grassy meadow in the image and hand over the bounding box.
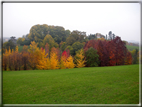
[3,64,139,104]
[126,45,139,51]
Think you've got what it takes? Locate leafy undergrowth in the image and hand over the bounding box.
[3,64,139,104]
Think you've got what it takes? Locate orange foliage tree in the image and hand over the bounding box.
[7,47,13,70]
[2,49,8,71]
[125,51,132,65]
[12,46,21,70]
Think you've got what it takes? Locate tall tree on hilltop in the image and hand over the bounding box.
[28,24,68,45]
[66,30,86,46]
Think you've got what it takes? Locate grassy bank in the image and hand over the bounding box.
[126,45,139,51]
[3,64,139,104]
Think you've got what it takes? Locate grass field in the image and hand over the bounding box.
[126,45,139,51]
[3,64,139,104]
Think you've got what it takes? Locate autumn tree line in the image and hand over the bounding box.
[2,24,140,71]
[2,41,84,71]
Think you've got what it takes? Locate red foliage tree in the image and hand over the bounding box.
[62,49,70,59]
[84,39,109,66]
[84,36,128,66]
[113,36,127,65]
[106,40,116,66]
[97,40,109,66]
[83,39,99,52]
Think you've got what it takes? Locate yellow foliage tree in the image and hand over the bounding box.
[15,46,19,53]
[75,49,85,68]
[12,46,19,70]
[37,48,50,70]
[28,41,40,70]
[65,55,75,69]
[60,56,66,69]
[3,47,13,71]
[50,52,59,70]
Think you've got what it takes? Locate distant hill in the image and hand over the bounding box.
[128,40,139,45]
[126,45,139,51]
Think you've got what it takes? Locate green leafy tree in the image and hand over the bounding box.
[66,30,86,46]
[3,40,16,52]
[130,49,139,64]
[72,42,84,56]
[65,46,74,56]
[60,41,66,52]
[28,24,68,45]
[87,34,97,40]
[17,37,26,46]
[43,34,59,51]
[65,30,71,38]
[85,47,100,67]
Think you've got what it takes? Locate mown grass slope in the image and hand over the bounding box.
[126,45,139,51]
[3,64,139,104]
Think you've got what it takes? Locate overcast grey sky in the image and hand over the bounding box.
[3,3,140,42]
